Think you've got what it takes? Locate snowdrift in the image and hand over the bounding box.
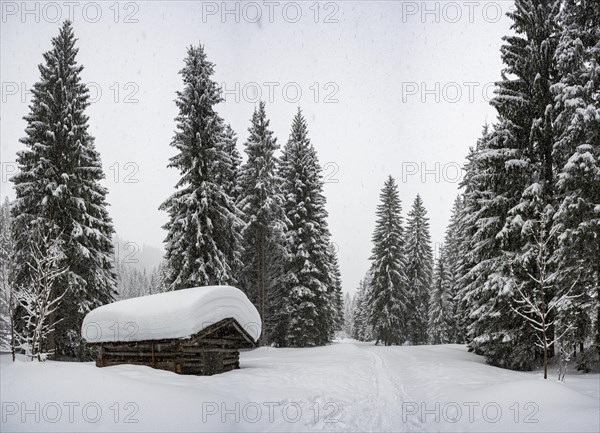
[81,286,261,343]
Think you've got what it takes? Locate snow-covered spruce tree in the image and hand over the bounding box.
[457,124,529,368]
[365,176,409,346]
[324,242,345,341]
[343,292,354,338]
[553,145,600,371]
[352,274,373,341]
[277,109,337,347]
[551,0,600,371]
[237,101,286,345]
[405,194,433,345]
[149,261,169,294]
[443,196,467,343]
[455,135,489,348]
[11,21,116,359]
[552,0,600,174]
[222,124,242,204]
[428,246,452,345]
[160,45,241,290]
[464,124,543,369]
[114,262,153,300]
[221,124,244,284]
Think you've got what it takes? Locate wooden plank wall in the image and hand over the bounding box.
[95,319,253,375]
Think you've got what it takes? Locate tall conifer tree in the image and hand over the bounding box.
[278,109,337,347]
[405,195,433,344]
[160,45,241,289]
[366,176,408,346]
[11,21,116,359]
[443,196,466,342]
[238,101,286,345]
[428,247,452,344]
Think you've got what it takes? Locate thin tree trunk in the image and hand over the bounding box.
[9,287,16,362]
[2,264,16,361]
[261,233,267,346]
[257,234,263,346]
[258,229,267,347]
[595,266,600,359]
[543,330,548,379]
[539,234,548,380]
[10,321,15,362]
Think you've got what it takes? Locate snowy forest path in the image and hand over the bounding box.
[360,345,425,432]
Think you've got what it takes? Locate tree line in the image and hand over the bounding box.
[347,181,435,346]
[347,0,599,376]
[159,45,343,347]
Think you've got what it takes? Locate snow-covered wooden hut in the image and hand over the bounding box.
[81,286,261,375]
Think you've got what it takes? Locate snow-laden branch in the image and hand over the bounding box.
[16,230,68,361]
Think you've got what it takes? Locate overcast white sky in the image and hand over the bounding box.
[1,1,513,295]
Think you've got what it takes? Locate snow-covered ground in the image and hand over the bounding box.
[1,341,598,432]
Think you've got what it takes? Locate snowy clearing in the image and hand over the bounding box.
[1,341,598,432]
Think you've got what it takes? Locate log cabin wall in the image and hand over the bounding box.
[94,318,255,375]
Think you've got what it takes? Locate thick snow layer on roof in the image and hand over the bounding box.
[81,286,261,343]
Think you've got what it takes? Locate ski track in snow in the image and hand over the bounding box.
[364,347,423,432]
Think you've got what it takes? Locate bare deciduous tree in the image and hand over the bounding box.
[17,231,68,361]
[511,214,580,379]
[0,246,17,361]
